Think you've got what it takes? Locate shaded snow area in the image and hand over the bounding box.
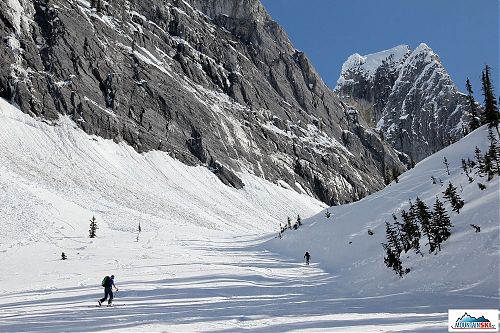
[0,96,498,332]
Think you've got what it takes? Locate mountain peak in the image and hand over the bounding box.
[337,45,411,86]
[335,43,468,162]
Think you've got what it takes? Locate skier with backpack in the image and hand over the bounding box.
[304,251,311,265]
[98,275,118,306]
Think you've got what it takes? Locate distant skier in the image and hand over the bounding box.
[98,275,118,306]
[304,251,311,265]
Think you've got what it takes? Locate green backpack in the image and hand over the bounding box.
[101,276,109,287]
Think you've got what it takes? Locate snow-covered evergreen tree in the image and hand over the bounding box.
[474,146,485,176]
[486,130,500,176]
[415,197,434,252]
[443,157,450,175]
[382,222,408,277]
[443,183,465,214]
[481,65,500,131]
[466,78,481,131]
[431,197,453,252]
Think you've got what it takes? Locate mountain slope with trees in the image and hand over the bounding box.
[267,125,499,296]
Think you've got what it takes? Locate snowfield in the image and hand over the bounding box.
[0,97,498,332]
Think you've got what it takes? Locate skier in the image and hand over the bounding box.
[304,251,311,265]
[98,275,118,306]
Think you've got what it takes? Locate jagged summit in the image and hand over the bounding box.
[336,43,468,162]
[337,45,411,85]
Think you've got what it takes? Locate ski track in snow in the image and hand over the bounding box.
[0,97,498,332]
[0,236,471,333]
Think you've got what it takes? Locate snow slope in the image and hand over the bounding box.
[0,97,498,332]
[268,125,499,298]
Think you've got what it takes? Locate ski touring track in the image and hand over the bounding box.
[0,234,478,333]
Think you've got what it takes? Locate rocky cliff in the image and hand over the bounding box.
[336,44,469,162]
[0,0,403,205]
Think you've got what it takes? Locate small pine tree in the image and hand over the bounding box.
[461,158,474,183]
[431,176,437,184]
[443,157,450,175]
[431,197,453,252]
[325,210,331,219]
[478,182,486,190]
[465,78,481,131]
[483,151,495,181]
[61,252,67,260]
[297,215,302,226]
[487,129,500,176]
[287,217,292,229]
[415,197,434,252]
[474,146,485,176]
[138,222,142,233]
[481,65,500,131]
[382,222,407,277]
[401,206,422,255]
[443,183,465,214]
[89,216,98,238]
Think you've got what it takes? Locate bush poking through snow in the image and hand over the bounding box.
[89,216,98,238]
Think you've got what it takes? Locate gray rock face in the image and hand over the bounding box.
[0,0,403,205]
[336,44,468,162]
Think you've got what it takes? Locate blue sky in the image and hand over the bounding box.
[260,0,499,99]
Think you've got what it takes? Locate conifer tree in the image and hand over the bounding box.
[287,216,292,229]
[431,197,453,252]
[443,157,450,175]
[461,159,474,183]
[465,78,481,131]
[89,216,98,238]
[297,215,302,226]
[483,150,495,181]
[415,197,434,252]
[487,129,500,176]
[443,183,465,214]
[474,146,485,175]
[61,252,67,260]
[382,222,406,276]
[481,65,500,131]
[401,207,422,255]
[325,210,331,219]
